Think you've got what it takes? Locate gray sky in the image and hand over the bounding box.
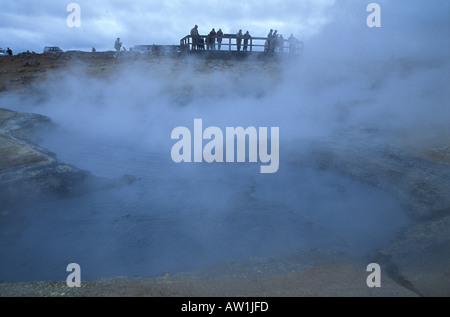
[0,0,449,55]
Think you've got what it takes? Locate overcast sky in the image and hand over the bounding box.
[0,0,449,55]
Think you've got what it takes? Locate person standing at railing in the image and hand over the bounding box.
[209,28,217,50]
[243,31,251,51]
[266,29,273,52]
[236,29,243,51]
[198,37,205,50]
[217,29,223,50]
[271,30,278,52]
[191,25,199,50]
[278,34,284,53]
[288,34,299,54]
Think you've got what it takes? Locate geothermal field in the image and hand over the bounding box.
[0,0,449,297]
[0,48,448,297]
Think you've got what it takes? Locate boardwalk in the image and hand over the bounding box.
[180,34,303,55]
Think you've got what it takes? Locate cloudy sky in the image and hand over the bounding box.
[0,0,449,55]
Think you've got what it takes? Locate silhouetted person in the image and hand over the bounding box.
[288,34,299,53]
[278,34,284,53]
[209,28,216,50]
[6,48,12,56]
[191,25,199,50]
[243,31,251,51]
[217,29,223,50]
[114,37,122,58]
[266,29,273,52]
[198,37,205,50]
[236,29,243,51]
[92,47,96,53]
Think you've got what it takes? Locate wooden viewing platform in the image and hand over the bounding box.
[180,34,303,55]
[131,35,303,59]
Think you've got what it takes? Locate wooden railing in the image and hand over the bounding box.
[180,34,303,54]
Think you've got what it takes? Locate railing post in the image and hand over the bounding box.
[250,38,253,52]
[229,37,231,51]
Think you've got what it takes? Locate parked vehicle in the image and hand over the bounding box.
[0,48,7,56]
[43,46,63,54]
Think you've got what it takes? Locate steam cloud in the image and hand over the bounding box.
[0,0,448,282]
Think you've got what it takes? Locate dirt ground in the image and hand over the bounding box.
[0,255,417,297]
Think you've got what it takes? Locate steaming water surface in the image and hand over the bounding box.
[1,0,448,286]
[1,51,435,282]
[0,122,410,282]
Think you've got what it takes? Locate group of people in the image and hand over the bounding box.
[190,25,300,53]
[190,25,225,51]
[266,29,282,52]
[190,25,252,51]
[236,30,252,51]
[267,30,300,53]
